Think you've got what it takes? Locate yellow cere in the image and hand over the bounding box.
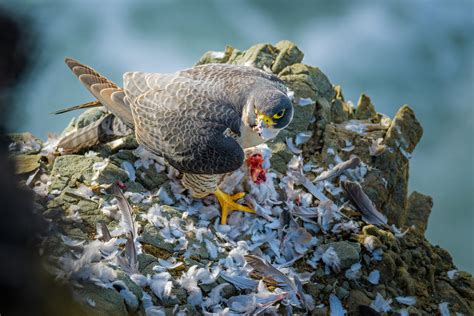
[257,113,276,126]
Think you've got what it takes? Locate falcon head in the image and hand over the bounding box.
[243,88,293,140]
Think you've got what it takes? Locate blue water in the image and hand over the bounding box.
[5,0,473,272]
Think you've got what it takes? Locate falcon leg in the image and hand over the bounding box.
[214,188,255,225]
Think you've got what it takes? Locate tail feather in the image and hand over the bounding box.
[64,57,134,127]
[52,100,102,115]
[57,113,133,154]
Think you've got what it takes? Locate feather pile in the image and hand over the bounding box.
[24,128,450,315]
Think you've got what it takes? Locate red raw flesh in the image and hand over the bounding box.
[247,153,267,184]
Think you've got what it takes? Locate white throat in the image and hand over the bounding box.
[239,123,280,149]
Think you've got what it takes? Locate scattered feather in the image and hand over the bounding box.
[369,138,386,156]
[96,220,112,242]
[121,161,136,181]
[157,187,174,205]
[438,302,450,316]
[315,156,360,183]
[345,263,362,280]
[295,131,313,146]
[245,255,296,293]
[219,272,258,290]
[368,270,380,285]
[204,239,218,259]
[322,246,341,273]
[370,293,392,313]
[341,181,388,227]
[288,169,330,202]
[86,297,96,307]
[298,97,314,106]
[447,269,457,280]
[286,137,302,154]
[61,235,85,248]
[395,296,416,306]
[329,293,346,316]
[112,183,137,239]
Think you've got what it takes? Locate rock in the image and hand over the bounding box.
[138,253,159,275]
[76,107,107,129]
[331,98,349,124]
[384,105,423,155]
[116,271,142,297]
[195,46,234,66]
[271,40,304,74]
[346,289,371,314]
[355,94,377,120]
[405,191,433,235]
[379,251,397,283]
[278,63,335,158]
[73,283,128,316]
[51,155,128,188]
[320,241,360,269]
[395,266,416,295]
[135,163,168,190]
[20,41,474,316]
[336,286,349,299]
[267,141,293,174]
[435,280,472,314]
[228,43,278,69]
[311,305,328,316]
[7,132,42,155]
[318,104,424,226]
[13,154,41,174]
[279,63,335,101]
[141,224,176,254]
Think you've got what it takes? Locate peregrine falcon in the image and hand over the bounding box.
[62,58,293,224]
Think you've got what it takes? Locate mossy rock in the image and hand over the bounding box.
[76,107,108,129]
[271,40,304,74]
[13,154,41,174]
[73,283,128,316]
[7,132,42,155]
[51,155,128,187]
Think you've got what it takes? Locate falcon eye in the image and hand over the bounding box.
[273,110,285,119]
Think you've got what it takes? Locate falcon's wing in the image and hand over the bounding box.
[129,79,244,175]
[178,63,288,95]
[179,63,283,85]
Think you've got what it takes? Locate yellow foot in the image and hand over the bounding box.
[214,188,255,225]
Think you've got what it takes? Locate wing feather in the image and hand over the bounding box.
[131,80,244,174]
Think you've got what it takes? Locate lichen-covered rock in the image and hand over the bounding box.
[355,94,377,120]
[76,107,108,129]
[271,40,304,74]
[7,132,42,155]
[229,43,278,69]
[279,63,335,101]
[406,191,433,235]
[317,104,424,227]
[384,105,423,155]
[51,155,128,188]
[140,223,177,254]
[346,289,371,314]
[195,45,234,66]
[13,154,41,174]
[73,283,128,316]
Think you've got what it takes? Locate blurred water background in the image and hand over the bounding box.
[3,0,473,272]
